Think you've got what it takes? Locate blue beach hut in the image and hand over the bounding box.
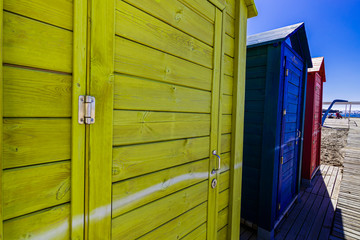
[241,23,312,239]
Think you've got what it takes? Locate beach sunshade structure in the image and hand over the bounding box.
[0,0,258,239]
[241,23,312,239]
[302,57,326,185]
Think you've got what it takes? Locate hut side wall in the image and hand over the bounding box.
[242,45,269,223]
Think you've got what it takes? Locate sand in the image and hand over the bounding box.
[320,127,349,167]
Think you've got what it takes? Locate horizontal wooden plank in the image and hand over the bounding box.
[244,112,264,125]
[224,13,234,37]
[112,159,208,217]
[178,0,215,23]
[121,0,213,46]
[3,66,71,117]
[224,34,234,57]
[220,152,231,173]
[218,225,228,240]
[114,74,211,113]
[246,66,266,80]
[222,95,233,115]
[3,203,70,239]
[221,134,231,153]
[3,118,70,169]
[224,0,235,18]
[111,181,208,240]
[245,77,266,90]
[113,137,209,182]
[113,110,210,146]
[138,202,207,240]
[224,55,234,77]
[3,12,72,73]
[4,0,73,30]
[245,89,265,101]
[219,189,230,211]
[181,222,207,240]
[114,37,212,91]
[221,114,232,134]
[245,100,264,113]
[244,123,263,136]
[3,161,71,220]
[223,75,233,95]
[246,54,267,68]
[247,46,267,58]
[219,170,230,192]
[218,207,229,230]
[115,1,213,68]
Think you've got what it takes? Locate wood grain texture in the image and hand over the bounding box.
[115,0,213,68]
[71,0,87,238]
[181,223,207,240]
[114,74,211,113]
[3,204,70,240]
[138,202,207,240]
[222,134,231,153]
[3,11,72,73]
[224,55,234,76]
[121,0,214,46]
[112,159,208,217]
[223,75,234,95]
[0,0,4,236]
[225,13,234,37]
[3,118,70,169]
[0,0,3,237]
[3,161,71,220]
[222,94,233,114]
[178,0,215,23]
[113,137,210,182]
[218,207,229,230]
[4,0,73,30]
[3,66,72,117]
[114,37,212,91]
[111,181,208,240]
[228,1,248,238]
[224,33,234,57]
[219,170,230,192]
[113,110,210,146]
[87,0,114,238]
[222,114,232,134]
[207,9,223,240]
[218,225,228,240]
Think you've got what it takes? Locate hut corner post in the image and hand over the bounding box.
[228,0,248,239]
[0,0,3,238]
[297,63,308,193]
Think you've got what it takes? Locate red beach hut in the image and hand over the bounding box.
[302,57,326,185]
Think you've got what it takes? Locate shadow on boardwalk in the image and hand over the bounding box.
[240,165,342,240]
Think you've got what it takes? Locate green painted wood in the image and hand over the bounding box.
[0,0,3,237]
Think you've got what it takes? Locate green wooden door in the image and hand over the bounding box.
[1,0,87,239]
[86,1,228,239]
[0,0,253,239]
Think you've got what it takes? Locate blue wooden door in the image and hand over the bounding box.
[277,48,303,218]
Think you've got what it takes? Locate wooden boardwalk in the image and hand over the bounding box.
[240,165,342,240]
[331,119,360,240]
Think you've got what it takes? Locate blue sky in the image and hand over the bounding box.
[247,0,360,108]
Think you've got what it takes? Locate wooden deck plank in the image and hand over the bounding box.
[319,199,337,239]
[283,193,317,240]
[295,195,323,240]
[275,191,310,240]
[306,197,331,240]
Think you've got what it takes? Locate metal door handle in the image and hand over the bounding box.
[297,129,301,138]
[212,150,221,172]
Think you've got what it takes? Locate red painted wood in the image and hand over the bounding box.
[302,58,326,180]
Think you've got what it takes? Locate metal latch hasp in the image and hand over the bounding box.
[78,95,95,124]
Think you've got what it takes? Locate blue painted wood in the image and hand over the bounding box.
[242,24,311,236]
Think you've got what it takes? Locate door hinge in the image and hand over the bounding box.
[281,157,284,164]
[78,95,95,125]
[278,203,281,210]
[285,69,289,76]
[283,109,287,116]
